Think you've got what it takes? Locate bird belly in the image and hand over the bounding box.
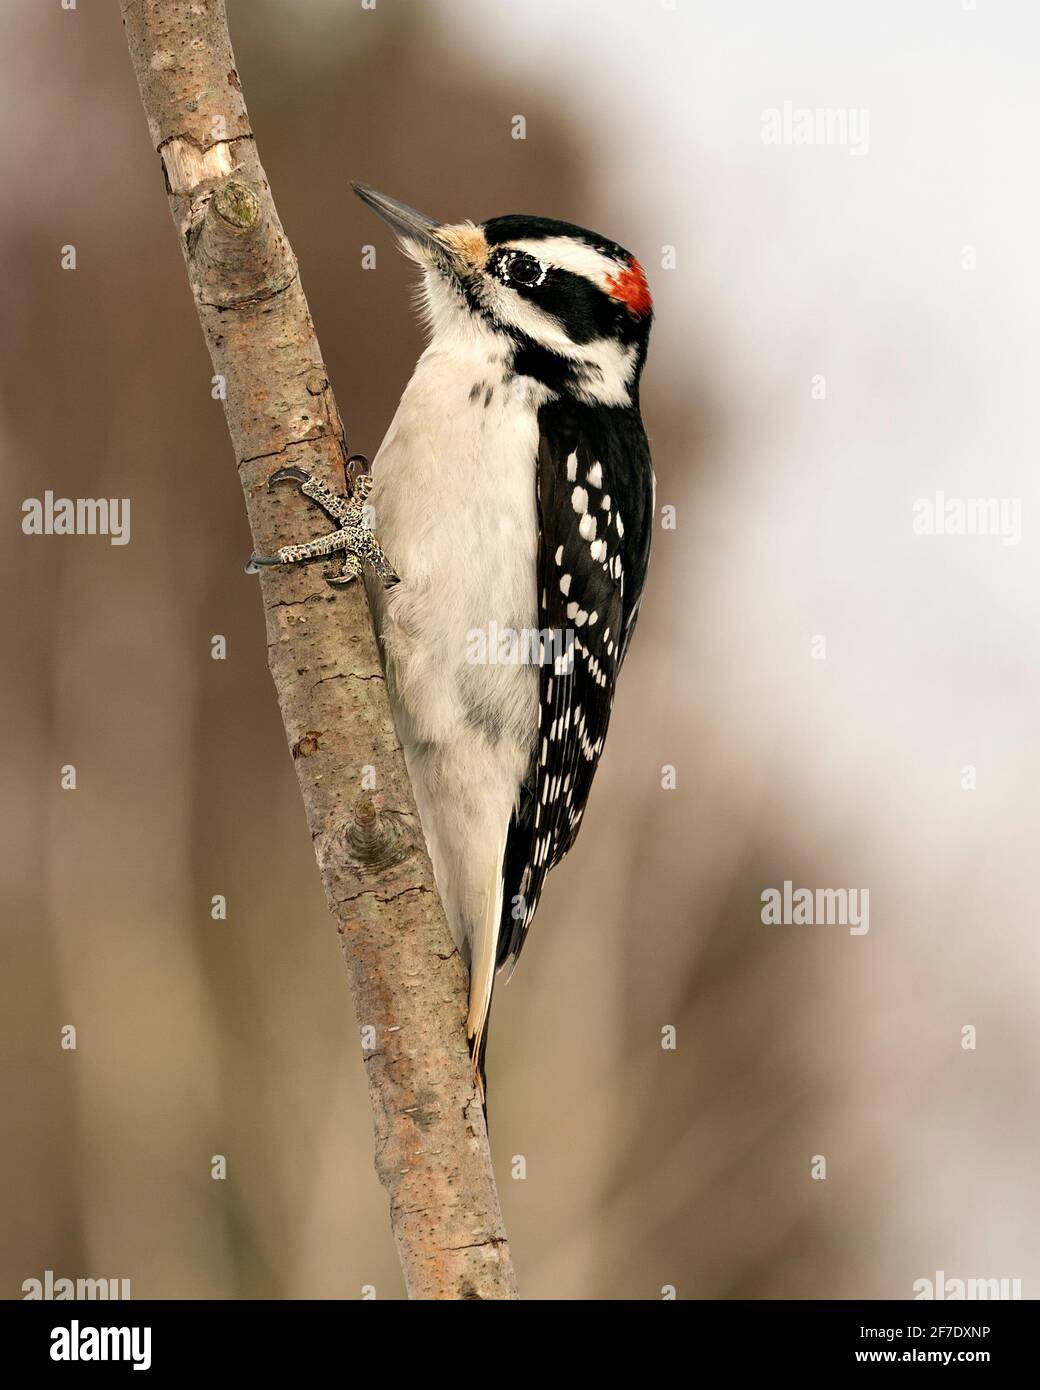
[366,350,542,964]
[369,350,541,752]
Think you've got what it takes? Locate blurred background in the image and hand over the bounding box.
[2,0,1039,1299]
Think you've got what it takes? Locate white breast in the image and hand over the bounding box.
[368,334,544,753]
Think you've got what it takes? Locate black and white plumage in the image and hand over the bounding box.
[498,397,653,974]
[353,185,654,1100]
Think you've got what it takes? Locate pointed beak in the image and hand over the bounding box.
[352,182,488,278]
[352,182,444,257]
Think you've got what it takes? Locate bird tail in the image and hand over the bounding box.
[466,944,497,1113]
[472,1010,492,1121]
[401,738,511,1116]
[465,824,508,1114]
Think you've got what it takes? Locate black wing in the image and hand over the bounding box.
[498,398,654,969]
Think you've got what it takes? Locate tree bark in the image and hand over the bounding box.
[120,0,517,1301]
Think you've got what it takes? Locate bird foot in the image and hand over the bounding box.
[246,459,398,588]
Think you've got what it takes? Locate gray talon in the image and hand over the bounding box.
[267,465,310,489]
[324,555,363,586]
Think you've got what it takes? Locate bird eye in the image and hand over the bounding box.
[504,253,544,287]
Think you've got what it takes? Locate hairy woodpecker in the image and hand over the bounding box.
[253,184,654,1101]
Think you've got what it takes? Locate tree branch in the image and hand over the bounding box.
[120,0,517,1301]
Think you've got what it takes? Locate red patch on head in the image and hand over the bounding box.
[605,256,652,317]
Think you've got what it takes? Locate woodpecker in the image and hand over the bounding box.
[253,184,654,1101]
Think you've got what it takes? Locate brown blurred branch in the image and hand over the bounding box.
[120,0,516,1301]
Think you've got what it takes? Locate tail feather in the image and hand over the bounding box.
[465,825,507,1109]
[397,738,517,1114]
[472,1002,492,1121]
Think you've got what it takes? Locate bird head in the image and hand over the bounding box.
[353,183,653,407]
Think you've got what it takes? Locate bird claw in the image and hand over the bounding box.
[266,465,311,491]
[346,453,369,487]
[246,552,279,572]
[246,463,396,590]
[322,554,362,586]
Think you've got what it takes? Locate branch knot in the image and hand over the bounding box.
[344,798,413,873]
